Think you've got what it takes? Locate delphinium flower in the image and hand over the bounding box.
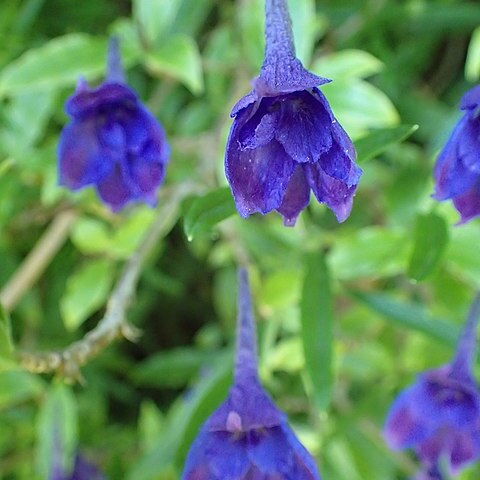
[383,293,480,478]
[433,85,480,223]
[225,0,362,226]
[58,37,170,212]
[181,269,321,479]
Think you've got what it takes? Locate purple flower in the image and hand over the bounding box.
[225,0,362,226]
[433,85,480,224]
[383,293,480,477]
[51,454,105,480]
[181,269,321,479]
[58,38,169,212]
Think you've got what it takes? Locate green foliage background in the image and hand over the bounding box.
[1,0,480,478]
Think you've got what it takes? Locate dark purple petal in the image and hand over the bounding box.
[457,118,480,173]
[66,82,137,118]
[275,91,332,163]
[225,117,296,216]
[433,116,478,201]
[58,119,111,190]
[452,181,480,224]
[276,165,310,226]
[237,98,279,150]
[70,455,104,480]
[304,161,358,222]
[416,368,480,428]
[383,387,433,449]
[231,92,258,118]
[96,165,134,212]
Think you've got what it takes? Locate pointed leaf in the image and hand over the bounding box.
[183,187,236,241]
[408,212,449,281]
[353,291,458,346]
[145,34,204,94]
[300,252,333,411]
[355,125,419,163]
[0,304,16,372]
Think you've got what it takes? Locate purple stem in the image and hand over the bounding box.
[451,291,480,378]
[106,37,125,83]
[264,0,296,65]
[234,269,259,385]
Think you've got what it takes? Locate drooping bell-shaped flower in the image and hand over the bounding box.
[58,37,170,212]
[383,293,480,477]
[181,269,321,479]
[433,85,480,224]
[225,0,362,226]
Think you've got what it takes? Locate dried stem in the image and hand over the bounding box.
[0,209,77,312]
[17,185,192,381]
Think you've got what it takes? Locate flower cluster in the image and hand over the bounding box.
[181,269,322,479]
[383,294,480,478]
[58,38,169,212]
[225,0,362,226]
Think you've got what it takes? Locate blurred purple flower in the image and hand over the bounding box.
[51,454,104,480]
[225,0,361,226]
[181,269,321,479]
[433,85,480,224]
[383,293,480,477]
[58,37,169,212]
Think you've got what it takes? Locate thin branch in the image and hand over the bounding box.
[17,184,193,381]
[0,209,77,312]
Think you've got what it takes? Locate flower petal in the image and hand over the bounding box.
[276,165,310,226]
[275,91,332,164]
[58,119,111,190]
[66,82,137,118]
[304,161,358,222]
[452,181,480,224]
[96,165,133,212]
[383,387,432,449]
[433,116,478,201]
[225,114,296,217]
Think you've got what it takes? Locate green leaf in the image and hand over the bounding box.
[408,212,449,281]
[322,79,399,139]
[353,292,458,346]
[355,125,419,163]
[183,187,236,241]
[466,26,480,82]
[312,49,383,80]
[70,217,111,256]
[329,228,409,280]
[60,259,115,331]
[36,383,78,480]
[300,252,333,411]
[0,371,44,410]
[0,34,108,96]
[145,34,203,94]
[131,348,214,388]
[0,305,15,372]
[132,0,182,46]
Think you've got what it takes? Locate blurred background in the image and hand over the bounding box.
[1,0,480,478]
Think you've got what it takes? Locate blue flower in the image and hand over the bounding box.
[58,38,170,212]
[181,269,321,479]
[433,85,480,223]
[383,293,480,477]
[225,0,362,226]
